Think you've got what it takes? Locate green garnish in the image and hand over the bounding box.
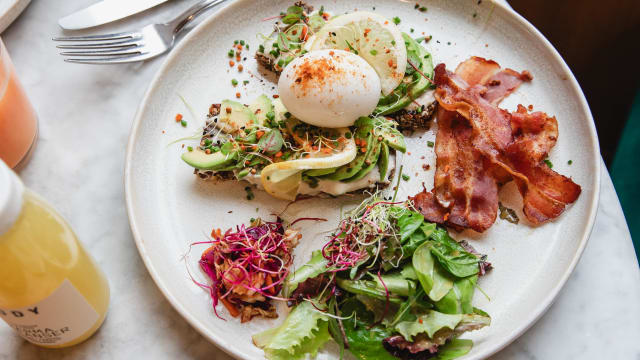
[370,49,378,56]
[419,6,427,12]
[345,131,352,139]
[568,160,573,165]
[345,40,359,55]
[187,146,193,152]
[180,120,187,127]
[402,174,410,181]
[228,49,234,57]
[240,40,245,45]
[544,159,553,168]
[427,141,434,147]
[231,79,238,86]
[243,80,249,85]
[393,16,401,25]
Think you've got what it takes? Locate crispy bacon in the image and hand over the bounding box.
[411,57,580,232]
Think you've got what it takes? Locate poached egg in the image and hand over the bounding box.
[277,49,381,128]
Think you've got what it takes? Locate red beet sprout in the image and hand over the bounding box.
[321,199,405,272]
[195,219,296,319]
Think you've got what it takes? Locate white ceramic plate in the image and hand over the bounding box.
[0,0,30,33]
[125,1,600,359]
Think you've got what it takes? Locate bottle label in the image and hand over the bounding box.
[0,279,99,346]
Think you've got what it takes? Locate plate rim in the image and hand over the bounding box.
[124,1,601,359]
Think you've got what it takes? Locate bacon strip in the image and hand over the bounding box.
[412,57,580,232]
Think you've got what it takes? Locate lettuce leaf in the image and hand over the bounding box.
[436,339,473,360]
[413,241,454,301]
[341,297,397,360]
[283,250,329,297]
[394,311,462,341]
[252,301,330,359]
[429,228,479,278]
[435,275,478,314]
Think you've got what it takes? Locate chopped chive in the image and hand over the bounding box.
[427,140,434,147]
[258,44,265,53]
[544,159,553,168]
[345,131,352,139]
[231,79,238,86]
[392,16,401,25]
[245,44,250,50]
[243,80,249,85]
[234,40,239,44]
[391,40,396,45]
[228,49,234,57]
[402,174,410,181]
[187,146,193,152]
[370,49,378,56]
[568,160,573,165]
[410,28,414,33]
[419,6,427,12]
[181,120,187,127]
[240,40,245,45]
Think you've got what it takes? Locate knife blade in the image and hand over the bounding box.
[58,0,169,30]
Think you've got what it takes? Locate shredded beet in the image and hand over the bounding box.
[195,219,298,319]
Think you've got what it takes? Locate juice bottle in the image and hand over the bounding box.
[0,37,38,169]
[0,160,110,348]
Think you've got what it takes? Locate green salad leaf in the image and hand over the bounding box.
[429,228,479,278]
[283,250,329,297]
[395,311,462,340]
[396,209,424,241]
[436,339,474,360]
[341,297,398,360]
[252,301,330,359]
[413,242,454,301]
[435,275,478,314]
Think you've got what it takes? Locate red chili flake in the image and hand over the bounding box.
[175,113,183,122]
[387,59,394,67]
[238,64,244,72]
[363,28,371,37]
[225,107,232,114]
[229,60,235,67]
[236,92,241,98]
[272,94,279,99]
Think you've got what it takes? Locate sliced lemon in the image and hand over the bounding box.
[260,128,357,200]
[311,11,407,95]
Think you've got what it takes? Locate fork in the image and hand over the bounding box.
[53,0,228,64]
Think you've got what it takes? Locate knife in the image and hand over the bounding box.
[58,0,170,30]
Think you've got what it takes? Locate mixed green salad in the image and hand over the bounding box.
[253,194,491,359]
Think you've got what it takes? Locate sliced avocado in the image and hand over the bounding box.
[248,94,273,126]
[345,138,381,182]
[305,167,337,177]
[375,33,434,115]
[378,142,390,181]
[181,148,237,170]
[272,98,289,123]
[323,132,372,181]
[218,99,257,133]
[377,125,407,153]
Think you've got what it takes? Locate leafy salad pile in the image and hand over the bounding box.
[252,194,491,360]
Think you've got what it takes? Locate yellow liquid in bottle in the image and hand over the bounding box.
[0,190,110,348]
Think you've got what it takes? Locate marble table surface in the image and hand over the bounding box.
[1,1,639,359]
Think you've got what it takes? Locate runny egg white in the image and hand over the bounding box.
[277,49,381,128]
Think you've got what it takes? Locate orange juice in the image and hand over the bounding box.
[0,38,38,169]
[0,161,110,348]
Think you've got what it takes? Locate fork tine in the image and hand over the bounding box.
[52,31,140,42]
[63,52,155,64]
[55,38,141,50]
[60,47,144,57]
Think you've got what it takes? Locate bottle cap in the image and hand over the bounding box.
[0,160,24,235]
